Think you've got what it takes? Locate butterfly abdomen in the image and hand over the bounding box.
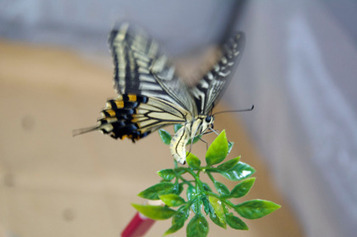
[98,94,150,142]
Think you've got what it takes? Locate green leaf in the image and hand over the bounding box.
[164,207,190,235]
[187,185,196,201]
[225,213,248,230]
[202,196,213,215]
[187,185,201,213]
[230,177,256,198]
[217,157,240,171]
[138,183,175,200]
[234,199,281,219]
[228,142,234,154]
[209,210,226,229]
[218,162,255,181]
[186,153,201,169]
[174,167,186,174]
[187,214,209,237]
[173,182,184,195]
[174,124,182,133]
[208,196,226,228]
[158,129,171,145]
[131,204,176,220]
[159,194,185,207]
[157,169,175,181]
[192,196,203,214]
[214,181,230,196]
[206,130,228,166]
[202,182,212,192]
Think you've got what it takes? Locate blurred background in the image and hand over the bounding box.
[1,0,356,237]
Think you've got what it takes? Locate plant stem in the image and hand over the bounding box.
[206,172,216,184]
[184,168,205,192]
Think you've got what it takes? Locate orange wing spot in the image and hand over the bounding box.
[106,109,116,117]
[128,94,137,102]
[120,135,127,140]
[115,100,124,108]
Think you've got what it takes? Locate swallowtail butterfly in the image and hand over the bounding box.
[74,23,245,164]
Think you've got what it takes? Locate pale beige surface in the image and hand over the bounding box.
[0,40,303,237]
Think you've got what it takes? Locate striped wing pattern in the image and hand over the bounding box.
[100,94,189,142]
[109,23,196,114]
[190,33,245,115]
[73,93,190,142]
[74,22,245,164]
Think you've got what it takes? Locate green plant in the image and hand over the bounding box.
[132,126,280,236]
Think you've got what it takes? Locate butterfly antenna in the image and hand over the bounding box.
[213,104,254,116]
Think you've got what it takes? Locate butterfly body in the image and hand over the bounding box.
[170,115,213,164]
[74,22,244,164]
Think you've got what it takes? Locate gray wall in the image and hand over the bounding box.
[0,0,238,55]
[226,1,357,237]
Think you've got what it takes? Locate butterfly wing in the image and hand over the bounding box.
[74,23,196,142]
[189,32,245,115]
[109,22,197,115]
[73,93,190,141]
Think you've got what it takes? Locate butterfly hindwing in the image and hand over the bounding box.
[98,94,190,142]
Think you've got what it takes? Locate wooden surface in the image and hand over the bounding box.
[0,40,304,237]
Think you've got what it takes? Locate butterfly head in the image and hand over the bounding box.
[204,115,214,129]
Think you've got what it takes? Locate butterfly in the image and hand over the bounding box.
[73,22,245,164]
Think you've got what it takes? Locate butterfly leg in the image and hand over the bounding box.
[187,140,193,156]
[202,130,214,135]
[208,127,220,135]
[208,127,233,148]
[199,137,209,150]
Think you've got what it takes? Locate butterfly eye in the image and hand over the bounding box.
[205,116,212,123]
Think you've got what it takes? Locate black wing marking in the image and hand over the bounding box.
[108,22,197,115]
[189,32,245,115]
[73,94,191,142]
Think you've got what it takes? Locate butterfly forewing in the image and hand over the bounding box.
[190,32,245,115]
[109,23,196,114]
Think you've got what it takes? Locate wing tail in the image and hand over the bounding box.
[72,125,100,137]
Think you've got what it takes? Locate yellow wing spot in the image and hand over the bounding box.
[106,109,116,117]
[120,135,127,140]
[115,100,124,108]
[131,117,138,124]
[128,94,137,102]
[105,117,118,123]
